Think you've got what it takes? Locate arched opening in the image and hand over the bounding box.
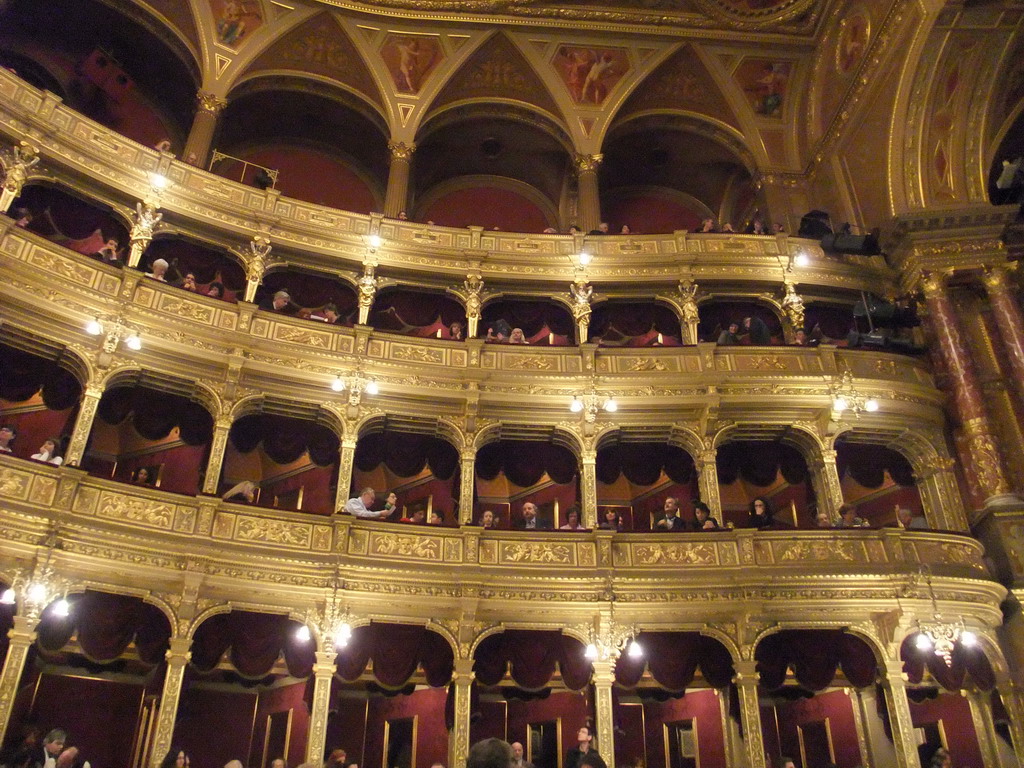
[257,268,358,324]
[471,630,593,752]
[835,436,924,527]
[83,382,214,495]
[13,184,129,264]
[3,590,172,768]
[596,439,699,531]
[352,424,461,525]
[481,299,574,346]
[716,438,813,528]
[589,302,682,347]
[0,0,199,148]
[370,288,468,340]
[221,412,340,515]
[144,236,248,302]
[0,342,83,464]
[613,632,735,768]
[215,83,387,211]
[698,300,783,346]
[475,437,579,529]
[179,610,315,768]
[988,107,1024,205]
[802,300,857,346]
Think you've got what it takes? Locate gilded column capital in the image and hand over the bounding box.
[920,269,951,299]
[982,264,1011,292]
[388,141,416,162]
[196,91,228,115]
[573,153,603,174]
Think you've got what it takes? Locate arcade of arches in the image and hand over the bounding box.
[0,1,1023,768]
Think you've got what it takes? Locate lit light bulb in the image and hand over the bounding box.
[53,598,70,617]
[331,376,346,392]
[570,397,584,413]
[915,633,934,652]
[584,643,598,660]
[365,380,379,395]
[833,397,848,412]
[0,588,15,605]
[295,625,311,643]
[337,621,352,641]
[85,319,103,336]
[627,639,643,658]
[368,235,382,249]
[125,334,142,351]
[149,173,169,190]
[579,252,592,266]
[865,399,879,412]
[960,631,978,647]
[603,398,618,413]
[334,635,350,649]
[794,253,809,267]
[27,583,46,603]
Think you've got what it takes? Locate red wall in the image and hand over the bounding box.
[0,400,77,462]
[471,696,510,743]
[764,690,861,768]
[614,690,725,768]
[602,196,704,235]
[363,687,449,768]
[419,188,551,233]
[250,681,311,768]
[174,686,258,768]
[224,147,379,213]
[325,689,370,764]
[29,673,144,768]
[506,690,593,759]
[910,692,984,768]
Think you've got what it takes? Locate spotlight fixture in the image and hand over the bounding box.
[85,318,104,336]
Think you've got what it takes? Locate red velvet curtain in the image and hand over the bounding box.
[476,440,578,487]
[258,270,358,321]
[0,346,82,410]
[836,443,916,487]
[334,622,454,688]
[114,442,207,496]
[98,386,213,446]
[597,443,695,486]
[262,464,335,515]
[230,414,340,466]
[755,630,878,691]
[716,441,808,486]
[371,290,467,331]
[481,300,574,340]
[804,303,855,340]
[146,238,247,294]
[698,302,782,343]
[354,431,459,480]
[590,303,682,345]
[473,630,592,691]
[614,632,734,690]
[18,184,128,244]
[190,611,314,678]
[35,590,171,665]
[900,634,995,691]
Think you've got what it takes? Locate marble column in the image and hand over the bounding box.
[306,650,337,764]
[983,266,1024,407]
[448,659,474,768]
[880,661,922,768]
[996,681,1024,766]
[384,142,415,218]
[64,384,104,467]
[148,637,191,767]
[592,660,616,768]
[574,154,603,234]
[202,420,232,495]
[0,616,37,745]
[732,661,766,768]
[459,451,476,525]
[921,271,1013,505]
[696,449,723,522]
[183,92,227,168]
[966,688,1007,768]
[335,440,357,513]
[581,451,598,530]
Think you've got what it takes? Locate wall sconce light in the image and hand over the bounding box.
[85,318,104,336]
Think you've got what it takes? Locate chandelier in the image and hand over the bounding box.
[1,562,71,622]
[829,370,878,416]
[909,565,977,666]
[296,575,354,650]
[570,389,618,422]
[583,602,642,661]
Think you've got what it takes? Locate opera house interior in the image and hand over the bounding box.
[1,0,1024,767]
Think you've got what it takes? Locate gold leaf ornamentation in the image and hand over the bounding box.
[235,517,312,547]
[501,542,573,564]
[371,533,441,559]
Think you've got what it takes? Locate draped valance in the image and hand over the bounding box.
[0,346,81,411]
[900,634,994,691]
[475,440,577,487]
[755,629,878,691]
[335,622,453,688]
[355,431,458,480]
[190,611,314,678]
[614,632,734,690]
[837,443,915,488]
[98,386,213,446]
[597,443,695,486]
[473,630,592,691]
[716,441,807,486]
[229,414,339,466]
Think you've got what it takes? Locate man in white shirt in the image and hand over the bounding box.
[511,742,533,768]
[344,487,391,519]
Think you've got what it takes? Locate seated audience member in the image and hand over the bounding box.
[309,302,342,324]
[692,500,719,530]
[159,748,192,768]
[205,281,226,300]
[568,225,582,235]
[133,467,154,486]
[508,327,529,345]
[655,497,687,530]
[179,272,199,292]
[747,497,774,529]
[834,503,869,528]
[721,222,735,233]
[717,322,742,345]
[397,211,408,220]
[383,492,398,516]
[814,511,832,528]
[154,139,172,153]
[261,290,292,313]
[478,509,498,529]
[92,237,122,264]
[269,759,285,768]
[486,319,512,342]
[792,329,810,346]
[223,480,258,502]
[12,207,32,228]
[468,738,513,768]
[743,316,772,345]
[543,227,558,234]
[449,321,464,340]
[400,508,426,524]
[620,224,631,234]
[516,501,550,530]
[772,222,785,233]
[896,506,928,530]
[560,508,585,530]
[699,218,717,233]
[747,217,767,235]
[598,509,623,531]
[428,511,445,526]
[146,258,169,281]
[345,487,392,519]
[325,749,347,768]
[588,222,610,235]
[30,438,63,466]
[0,424,16,453]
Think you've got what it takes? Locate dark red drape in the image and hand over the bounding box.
[230,414,340,466]
[475,440,578,487]
[836,442,916,488]
[716,441,808,486]
[482,300,574,339]
[19,184,128,244]
[190,611,314,678]
[614,632,734,690]
[804,302,855,339]
[900,634,995,691]
[35,590,171,665]
[258,270,357,320]
[755,630,878,691]
[371,289,467,331]
[354,431,458,481]
[146,238,247,294]
[698,302,782,343]
[473,630,592,691]
[0,345,82,410]
[98,386,213,446]
[334,622,453,688]
[590,303,682,344]
[597,443,695,486]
